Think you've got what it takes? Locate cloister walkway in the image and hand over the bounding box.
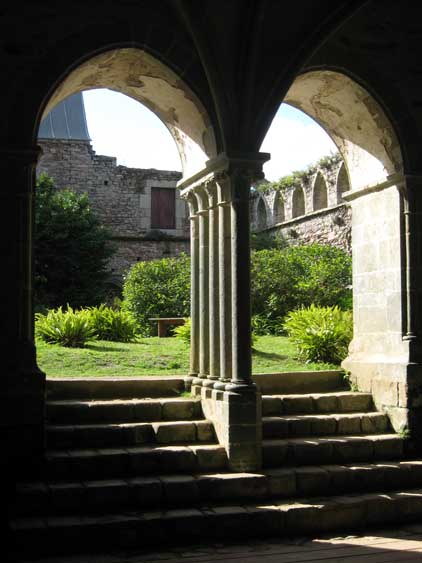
[18,525,422,562]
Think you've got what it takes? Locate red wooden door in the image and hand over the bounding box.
[151,187,176,229]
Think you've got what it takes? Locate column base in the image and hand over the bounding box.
[199,385,262,472]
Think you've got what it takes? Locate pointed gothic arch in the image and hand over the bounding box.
[336,161,351,203]
[273,192,285,223]
[292,186,305,218]
[256,197,268,230]
[39,48,217,179]
[312,172,328,211]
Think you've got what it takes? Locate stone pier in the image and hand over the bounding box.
[180,152,269,471]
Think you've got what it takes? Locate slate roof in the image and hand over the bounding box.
[38,92,91,140]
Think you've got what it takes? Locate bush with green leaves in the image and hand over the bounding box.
[88,304,138,342]
[283,305,353,364]
[173,318,191,343]
[35,173,115,309]
[122,254,191,336]
[35,305,95,347]
[251,244,352,331]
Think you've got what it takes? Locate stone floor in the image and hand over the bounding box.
[17,524,422,562]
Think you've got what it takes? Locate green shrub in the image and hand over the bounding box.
[251,244,352,330]
[88,304,138,342]
[174,318,191,343]
[283,305,353,364]
[122,254,190,336]
[35,305,95,347]
[34,174,115,309]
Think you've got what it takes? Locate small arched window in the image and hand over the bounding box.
[336,162,350,203]
[257,198,268,230]
[313,172,328,211]
[292,187,305,218]
[274,193,285,224]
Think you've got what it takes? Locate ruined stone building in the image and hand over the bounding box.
[250,156,352,252]
[5,0,422,555]
[37,92,189,280]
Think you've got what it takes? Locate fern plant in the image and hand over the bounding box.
[88,304,138,342]
[283,305,352,364]
[35,306,95,347]
[173,318,191,343]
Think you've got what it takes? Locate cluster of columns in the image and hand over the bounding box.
[181,153,269,393]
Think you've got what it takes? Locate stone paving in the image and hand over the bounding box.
[17,524,422,562]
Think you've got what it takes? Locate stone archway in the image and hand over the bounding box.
[284,70,410,432]
[40,48,218,180]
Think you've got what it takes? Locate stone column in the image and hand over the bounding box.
[215,176,232,388]
[204,182,220,386]
[195,187,210,380]
[185,193,200,385]
[228,166,254,390]
[0,146,46,478]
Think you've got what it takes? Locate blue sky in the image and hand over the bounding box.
[83,89,337,181]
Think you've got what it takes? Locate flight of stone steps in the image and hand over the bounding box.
[9,372,422,556]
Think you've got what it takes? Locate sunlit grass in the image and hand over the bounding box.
[37,335,339,378]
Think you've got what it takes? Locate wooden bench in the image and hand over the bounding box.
[149,317,186,337]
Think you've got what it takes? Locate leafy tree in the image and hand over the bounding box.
[250,244,352,333]
[34,174,115,309]
[122,254,191,336]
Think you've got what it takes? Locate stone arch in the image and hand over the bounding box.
[284,71,403,189]
[283,70,408,431]
[256,197,268,230]
[292,186,305,218]
[273,192,285,224]
[38,48,218,179]
[336,161,351,203]
[312,172,328,211]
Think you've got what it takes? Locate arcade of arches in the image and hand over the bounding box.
[3,0,422,499]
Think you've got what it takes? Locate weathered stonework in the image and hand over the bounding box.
[37,139,189,278]
[250,159,352,253]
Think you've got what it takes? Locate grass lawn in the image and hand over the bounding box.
[36,335,339,377]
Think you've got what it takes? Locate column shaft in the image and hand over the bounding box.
[186,196,200,379]
[196,190,210,377]
[216,179,232,386]
[229,170,252,387]
[206,185,220,382]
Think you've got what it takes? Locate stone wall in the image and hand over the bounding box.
[266,204,351,252]
[37,139,189,279]
[250,159,352,253]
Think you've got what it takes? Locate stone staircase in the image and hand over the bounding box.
[9,372,422,556]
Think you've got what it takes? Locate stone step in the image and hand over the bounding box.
[45,444,228,481]
[262,392,374,416]
[13,460,422,517]
[46,397,203,425]
[46,376,187,401]
[46,420,216,449]
[263,412,389,439]
[253,370,347,395]
[263,434,405,467]
[10,488,422,555]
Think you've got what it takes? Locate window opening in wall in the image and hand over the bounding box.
[313,172,328,211]
[151,187,176,229]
